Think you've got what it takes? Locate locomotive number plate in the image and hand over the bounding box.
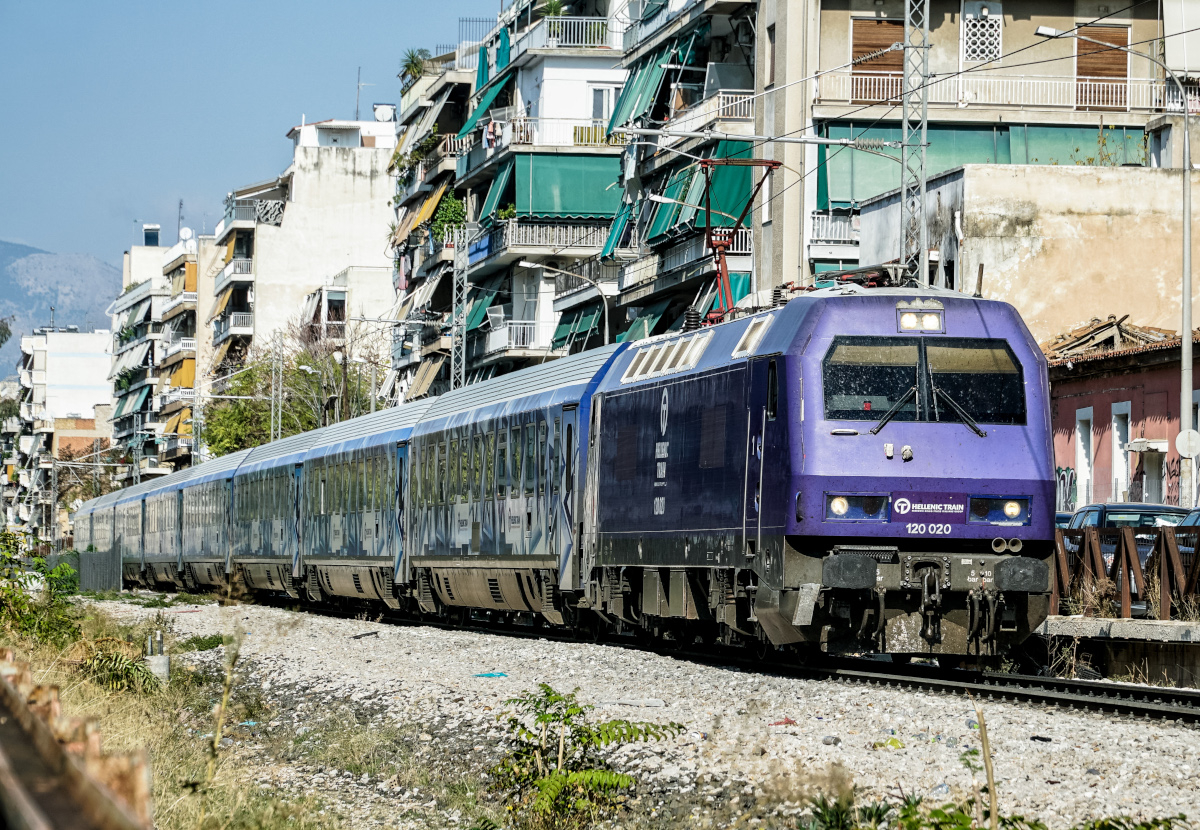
[905,522,953,535]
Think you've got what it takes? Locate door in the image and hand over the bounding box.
[1076,25,1128,110]
[556,407,579,587]
[291,465,303,578]
[393,442,408,582]
[743,356,785,580]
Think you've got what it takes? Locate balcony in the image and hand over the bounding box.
[811,213,860,244]
[215,258,253,294]
[164,336,197,359]
[161,291,197,319]
[666,90,754,135]
[161,387,196,407]
[162,436,193,460]
[553,259,623,312]
[814,70,1171,113]
[471,320,558,361]
[214,312,254,344]
[619,228,752,299]
[458,116,628,179]
[468,221,610,270]
[214,199,285,241]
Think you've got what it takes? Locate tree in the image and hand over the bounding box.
[198,317,391,457]
[0,316,11,352]
[400,48,432,86]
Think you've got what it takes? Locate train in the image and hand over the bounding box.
[74,285,1055,662]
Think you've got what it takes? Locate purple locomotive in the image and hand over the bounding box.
[582,285,1053,661]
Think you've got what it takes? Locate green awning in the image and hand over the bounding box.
[696,140,754,228]
[475,46,490,91]
[552,303,602,349]
[514,154,621,218]
[641,0,667,20]
[609,41,674,132]
[645,165,695,242]
[600,201,634,259]
[113,393,129,419]
[617,298,671,343]
[714,272,752,310]
[497,27,510,70]
[480,158,514,222]
[457,73,511,140]
[466,276,503,331]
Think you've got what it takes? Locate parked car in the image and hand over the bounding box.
[1055,512,1073,529]
[1065,503,1188,567]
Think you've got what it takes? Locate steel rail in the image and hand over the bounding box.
[246,594,1200,724]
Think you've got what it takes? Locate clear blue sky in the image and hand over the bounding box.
[0,1,497,266]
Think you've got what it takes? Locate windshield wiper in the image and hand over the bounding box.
[869,386,916,435]
[933,386,987,437]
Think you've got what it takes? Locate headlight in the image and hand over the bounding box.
[825,494,889,521]
[899,313,919,330]
[921,313,941,331]
[968,497,1030,525]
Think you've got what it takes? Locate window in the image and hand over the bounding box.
[510,427,523,498]
[591,87,616,120]
[1075,25,1129,110]
[766,360,778,420]
[766,25,776,86]
[460,439,470,503]
[961,2,1001,63]
[732,316,772,358]
[485,430,495,498]
[538,420,548,495]
[496,429,507,498]
[699,405,727,469]
[437,443,447,504]
[551,419,561,495]
[822,336,1025,425]
[851,19,903,102]
[525,426,536,496]
[472,434,483,499]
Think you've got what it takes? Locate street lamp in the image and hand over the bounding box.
[519,260,612,346]
[1037,26,1192,505]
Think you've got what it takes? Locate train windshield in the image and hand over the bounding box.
[823,336,1026,425]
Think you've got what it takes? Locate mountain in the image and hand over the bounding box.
[0,240,121,375]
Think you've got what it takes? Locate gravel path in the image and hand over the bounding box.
[96,599,1200,829]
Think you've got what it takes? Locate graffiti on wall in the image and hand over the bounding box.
[1055,466,1077,512]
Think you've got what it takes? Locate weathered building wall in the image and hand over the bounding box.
[1048,348,1200,510]
[860,164,1200,341]
[253,146,394,338]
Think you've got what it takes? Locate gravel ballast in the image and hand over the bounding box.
[95,599,1200,828]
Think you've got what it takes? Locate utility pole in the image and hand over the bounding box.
[177,199,184,241]
[355,68,374,121]
[49,453,58,553]
[900,0,931,285]
[450,232,467,390]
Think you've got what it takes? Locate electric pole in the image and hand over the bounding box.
[901,0,931,286]
[450,232,467,390]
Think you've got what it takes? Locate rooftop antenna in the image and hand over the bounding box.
[354,68,374,120]
[177,199,184,241]
[49,306,55,330]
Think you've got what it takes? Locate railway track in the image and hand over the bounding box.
[244,593,1200,725]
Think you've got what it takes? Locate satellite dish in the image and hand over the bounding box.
[179,227,194,241]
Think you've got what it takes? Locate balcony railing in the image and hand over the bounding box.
[468,221,610,267]
[668,90,754,133]
[164,337,197,358]
[214,312,254,341]
[512,16,619,57]
[482,320,557,354]
[622,0,696,51]
[815,70,1172,112]
[811,213,860,245]
[510,117,629,148]
[215,258,253,294]
[620,228,752,291]
[554,259,622,299]
[164,436,193,454]
[162,387,196,406]
[161,291,197,316]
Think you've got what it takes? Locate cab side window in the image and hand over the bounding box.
[1081,509,1101,528]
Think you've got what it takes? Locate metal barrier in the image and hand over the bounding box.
[1052,527,1200,619]
[78,550,121,593]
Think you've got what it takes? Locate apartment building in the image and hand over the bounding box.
[109,225,171,482]
[759,0,1198,287]
[5,327,111,544]
[208,117,398,379]
[604,0,760,340]
[154,230,221,469]
[389,2,632,401]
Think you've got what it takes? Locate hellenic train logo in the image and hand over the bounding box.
[660,388,669,435]
[894,498,912,515]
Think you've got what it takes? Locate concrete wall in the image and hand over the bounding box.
[122,245,164,289]
[860,164,1200,342]
[535,55,627,121]
[37,331,112,420]
[253,146,395,340]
